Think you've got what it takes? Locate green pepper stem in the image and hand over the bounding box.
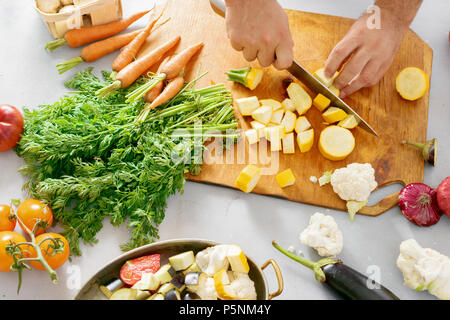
[45,38,67,52]
[272,240,339,283]
[56,57,84,74]
[402,140,425,150]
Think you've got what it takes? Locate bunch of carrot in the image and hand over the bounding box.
[47,4,205,114]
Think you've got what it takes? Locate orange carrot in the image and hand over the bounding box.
[144,56,172,102]
[45,10,151,51]
[112,7,166,72]
[96,36,181,97]
[143,76,185,109]
[159,42,204,79]
[56,29,144,74]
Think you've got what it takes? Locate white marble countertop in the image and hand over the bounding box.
[0,0,449,300]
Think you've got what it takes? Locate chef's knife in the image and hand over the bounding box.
[209,0,378,137]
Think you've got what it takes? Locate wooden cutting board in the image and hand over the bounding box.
[140,0,433,216]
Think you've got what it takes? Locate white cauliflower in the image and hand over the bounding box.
[196,245,230,276]
[36,0,61,13]
[227,273,257,300]
[300,212,343,257]
[397,239,450,300]
[190,275,218,300]
[330,163,377,202]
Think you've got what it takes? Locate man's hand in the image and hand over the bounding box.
[324,0,423,98]
[225,0,294,70]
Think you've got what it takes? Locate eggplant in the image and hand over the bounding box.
[99,278,124,298]
[182,291,201,300]
[165,289,181,300]
[170,273,186,291]
[273,241,399,300]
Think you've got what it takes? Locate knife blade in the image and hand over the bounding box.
[209,0,378,136]
[287,61,378,136]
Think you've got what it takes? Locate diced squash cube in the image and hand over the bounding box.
[314,67,339,87]
[294,116,311,133]
[236,96,260,116]
[260,99,282,111]
[270,109,285,124]
[338,114,359,129]
[318,126,355,161]
[246,68,264,90]
[282,132,295,154]
[281,98,296,112]
[244,129,259,144]
[251,106,273,124]
[287,82,312,115]
[322,107,347,123]
[250,120,266,138]
[265,125,285,141]
[227,245,250,273]
[270,136,282,151]
[276,169,296,188]
[313,93,331,112]
[280,110,296,133]
[235,165,262,193]
[169,251,195,271]
[297,129,314,153]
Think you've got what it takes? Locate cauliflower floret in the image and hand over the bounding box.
[300,212,343,257]
[330,163,377,202]
[36,0,61,13]
[227,273,257,300]
[196,245,230,276]
[397,239,450,299]
[190,275,218,300]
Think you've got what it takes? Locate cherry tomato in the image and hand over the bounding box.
[0,204,16,231]
[0,231,27,272]
[29,233,70,270]
[0,104,24,152]
[17,199,53,235]
[120,254,161,286]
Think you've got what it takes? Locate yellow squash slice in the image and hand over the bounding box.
[322,107,347,123]
[227,245,250,273]
[318,126,355,161]
[297,129,314,153]
[276,169,296,188]
[286,82,312,115]
[396,67,428,101]
[338,114,359,129]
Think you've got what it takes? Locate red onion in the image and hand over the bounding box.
[437,177,450,217]
[398,183,442,227]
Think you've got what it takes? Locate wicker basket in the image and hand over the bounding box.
[34,0,123,39]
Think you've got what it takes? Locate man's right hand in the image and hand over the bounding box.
[225,0,294,70]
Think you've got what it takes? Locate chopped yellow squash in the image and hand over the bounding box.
[244,129,259,145]
[260,99,283,111]
[294,116,311,133]
[282,132,295,154]
[251,105,273,124]
[286,82,312,115]
[338,114,359,129]
[250,120,266,138]
[313,93,331,112]
[214,269,237,300]
[235,165,262,193]
[297,129,314,153]
[227,245,250,273]
[318,126,355,161]
[280,110,296,133]
[236,96,260,116]
[329,85,340,97]
[276,169,296,188]
[281,98,296,112]
[314,67,339,87]
[270,109,285,124]
[322,107,347,123]
[246,68,264,90]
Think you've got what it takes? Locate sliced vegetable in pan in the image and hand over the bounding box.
[120,254,161,286]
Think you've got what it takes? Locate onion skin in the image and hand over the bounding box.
[398,183,442,227]
[437,177,450,218]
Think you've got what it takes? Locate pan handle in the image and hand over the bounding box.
[261,259,283,300]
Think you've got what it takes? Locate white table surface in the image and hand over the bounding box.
[0,0,449,300]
